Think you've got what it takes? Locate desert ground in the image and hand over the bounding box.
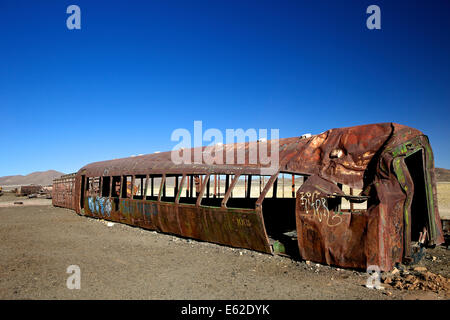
[0,185,449,300]
[437,183,450,220]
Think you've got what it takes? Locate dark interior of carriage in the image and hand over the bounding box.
[404,149,429,242]
[102,176,111,197]
[261,197,299,257]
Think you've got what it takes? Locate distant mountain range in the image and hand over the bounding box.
[0,167,449,187]
[0,170,65,186]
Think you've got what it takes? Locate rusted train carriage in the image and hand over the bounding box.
[16,185,42,196]
[53,123,444,271]
[52,173,76,209]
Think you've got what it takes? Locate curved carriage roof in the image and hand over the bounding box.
[78,123,424,188]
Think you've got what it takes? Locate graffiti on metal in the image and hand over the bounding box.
[87,196,112,217]
[299,192,343,227]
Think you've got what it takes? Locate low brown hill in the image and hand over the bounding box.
[436,168,450,182]
[0,170,65,186]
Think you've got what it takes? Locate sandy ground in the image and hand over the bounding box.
[437,183,450,220]
[0,198,448,300]
[0,196,51,207]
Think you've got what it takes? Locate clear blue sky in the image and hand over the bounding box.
[0,0,449,176]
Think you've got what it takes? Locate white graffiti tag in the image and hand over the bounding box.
[104,198,112,216]
[299,192,343,227]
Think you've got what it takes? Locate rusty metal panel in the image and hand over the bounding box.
[52,173,76,209]
[77,137,301,178]
[82,194,272,254]
[177,204,208,239]
[157,201,182,235]
[199,206,271,253]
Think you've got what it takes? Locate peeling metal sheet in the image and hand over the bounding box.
[293,124,444,270]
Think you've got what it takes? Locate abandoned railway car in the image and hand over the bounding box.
[52,123,444,271]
